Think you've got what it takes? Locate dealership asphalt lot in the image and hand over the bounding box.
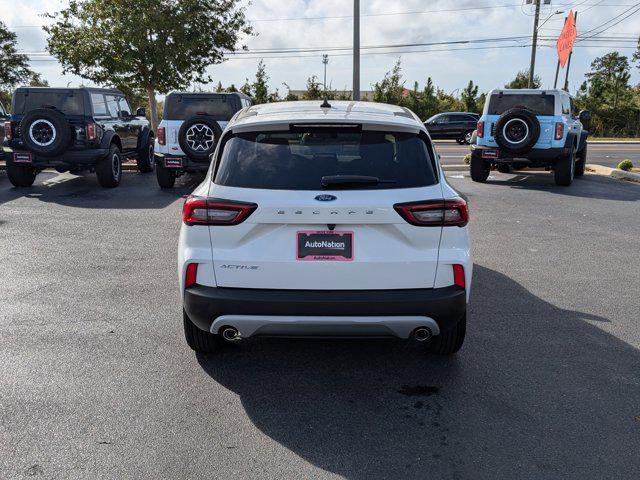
[1,169,639,480]
[434,140,640,169]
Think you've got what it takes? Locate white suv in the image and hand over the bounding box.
[178,101,472,355]
[154,92,251,188]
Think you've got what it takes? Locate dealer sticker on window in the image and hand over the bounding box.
[296,230,353,261]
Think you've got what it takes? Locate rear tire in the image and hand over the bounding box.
[554,147,575,186]
[96,144,122,188]
[183,310,222,353]
[156,163,176,189]
[575,143,586,177]
[463,130,474,145]
[470,151,490,182]
[426,313,466,355]
[7,161,37,187]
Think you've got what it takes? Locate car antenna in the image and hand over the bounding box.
[321,54,331,108]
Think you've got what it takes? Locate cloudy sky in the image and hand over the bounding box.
[3,0,639,97]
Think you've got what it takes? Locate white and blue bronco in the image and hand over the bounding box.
[470,89,591,186]
[154,91,252,188]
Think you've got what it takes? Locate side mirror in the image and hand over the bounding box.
[136,107,146,117]
[578,110,591,124]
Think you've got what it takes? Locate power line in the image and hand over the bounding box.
[577,2,640,39]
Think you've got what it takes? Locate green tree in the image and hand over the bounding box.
[372,59,404,105]
[226,84,238,93]
[0,21,32,88]
[252,60,269,104]
[461,80,479,112]
[44,0,252,129]
[282,82,299,101]
[303,76,323,100]
[585,52,631,109]
[505,70,541,89]
[240,79,252,97]
[215,81,224,93]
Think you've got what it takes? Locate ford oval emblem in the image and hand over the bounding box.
[315,194,337,202]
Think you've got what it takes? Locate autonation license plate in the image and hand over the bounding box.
[297,231,353,261]
[164,157,183,168]
[13,152,32,163]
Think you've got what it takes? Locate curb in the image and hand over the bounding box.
[442,165,468,171]
[585,164,640,183]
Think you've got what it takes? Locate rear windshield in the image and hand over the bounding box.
[487,94,555,116]
[13,91,84,115]
[164,95,238,120]
[214,129,438,190]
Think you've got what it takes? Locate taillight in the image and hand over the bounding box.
[182,196,257,226]
[554,122,564,140]
[185,263,198,288]
[477,121,484,138]
[4,121,12,140]
[86,122,97,141]
[158,127,166,145]
[453,264,465,289]
[394,197,469,227]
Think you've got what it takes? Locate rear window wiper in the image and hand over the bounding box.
[321,175,396,189]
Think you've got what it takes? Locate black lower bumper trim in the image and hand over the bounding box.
[7,148,108,166]
[154,153,210,172]
[472,145,568,162]
[184,286,466,333]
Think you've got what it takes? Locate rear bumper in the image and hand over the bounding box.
[154,152,209,172]
[472,144,568,163]
[3,147,108,166]
[184,285,466,339]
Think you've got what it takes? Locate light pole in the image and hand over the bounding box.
[528,0,541,88]
[353,0,360,100]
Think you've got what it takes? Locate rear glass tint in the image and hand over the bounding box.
[487,94,555,116]
[164,95,238,120]
[14,91,84,115]
[214,129,437,190]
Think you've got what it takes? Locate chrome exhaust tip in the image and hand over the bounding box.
[221,327,241,342]
[413,327,432,342]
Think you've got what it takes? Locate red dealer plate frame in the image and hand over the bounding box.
[13,152,33,163]
[164,157,183,168]
[296,230,354,261]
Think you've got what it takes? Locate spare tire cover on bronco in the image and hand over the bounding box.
[178,115,222,161]
[494,108,540,155]
[19,108,73,157]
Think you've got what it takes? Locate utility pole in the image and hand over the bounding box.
[528,0,541,88]
[353,0,360,100]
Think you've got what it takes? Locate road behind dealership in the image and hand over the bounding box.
[1,170,639,479]
[435,140,640,169]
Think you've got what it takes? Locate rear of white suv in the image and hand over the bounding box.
[178,101,472,355]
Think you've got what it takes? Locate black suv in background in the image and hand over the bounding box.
[424,112,480,144]
[3,87,154,188]
[154,91,251,188]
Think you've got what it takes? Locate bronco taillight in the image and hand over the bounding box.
[477,121,484,138]
[554,122,564,140]
[158,127,166,145]
[86,122,98,141]
[4,121,12,141]
[183,196,257,226]
[394,197,469,227]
